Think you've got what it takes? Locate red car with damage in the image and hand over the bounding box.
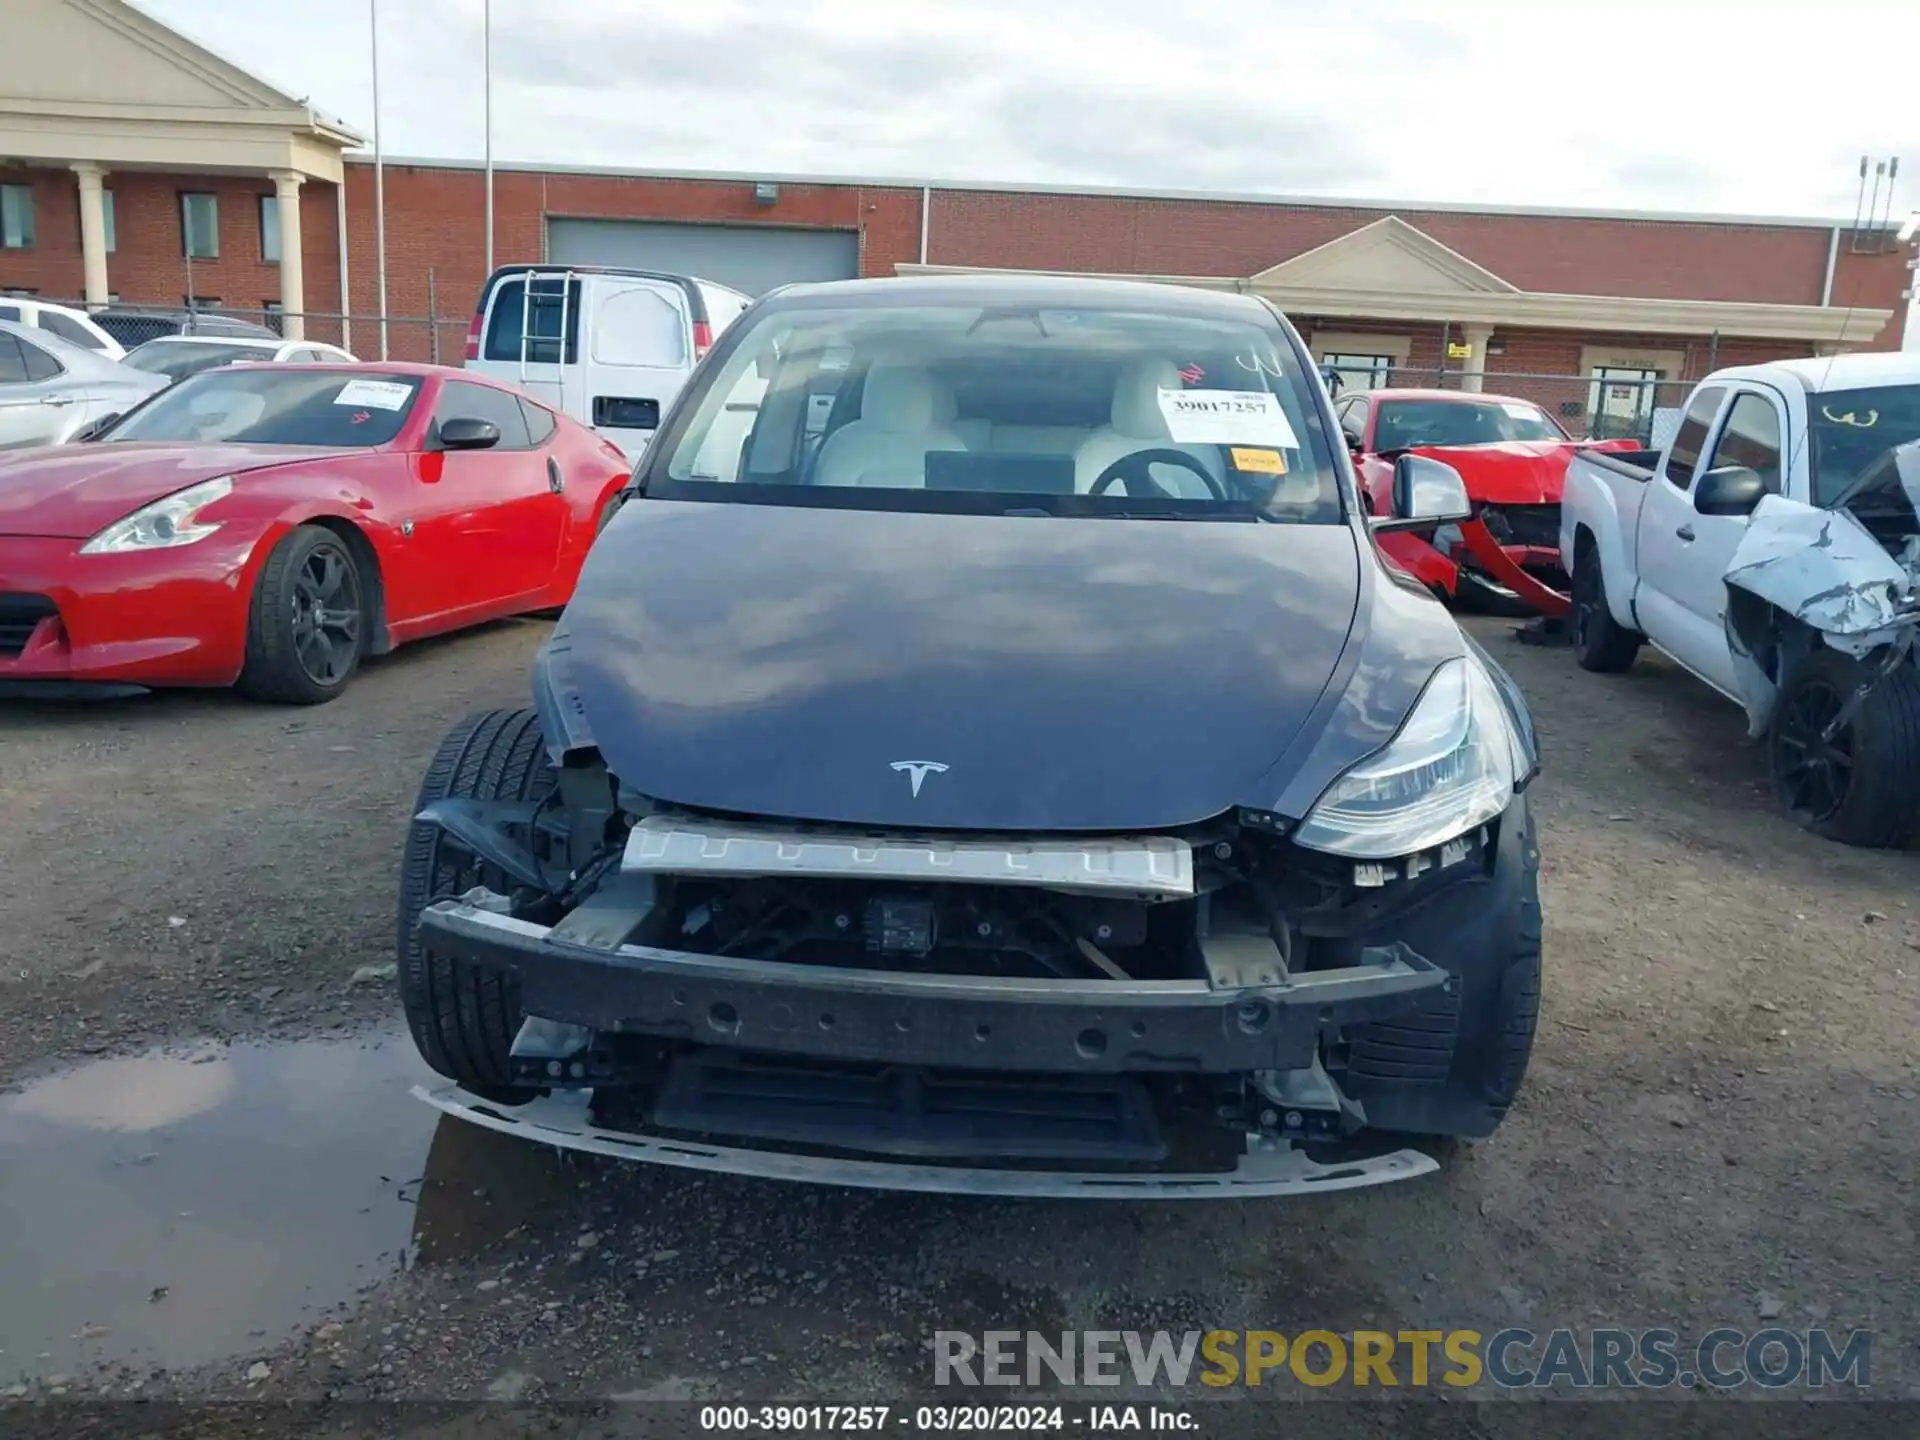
[1335,387,1638,616]
[0,362,630,703]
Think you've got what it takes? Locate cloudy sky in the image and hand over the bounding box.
[140,0,1916,221]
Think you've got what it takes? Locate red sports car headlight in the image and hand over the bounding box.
[79,476,234,554]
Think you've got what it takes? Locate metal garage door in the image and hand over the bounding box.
[545,219,859,296]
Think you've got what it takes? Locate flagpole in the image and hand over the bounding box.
[484,0,494,275]
[371,0,389,360]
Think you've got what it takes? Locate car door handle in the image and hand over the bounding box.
[1675,524,1696,542]
[40,395,74,407]
[546,457,565,494]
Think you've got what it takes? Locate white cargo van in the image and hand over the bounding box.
[463,266,750,459]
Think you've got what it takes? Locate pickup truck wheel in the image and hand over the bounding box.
[1571,549,1641,673]
[397,709,557,1099]
[1768,649,1920,848]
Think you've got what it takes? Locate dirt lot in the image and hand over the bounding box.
[1,613,1915,1431]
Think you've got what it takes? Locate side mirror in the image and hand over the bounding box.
[1693,464,1767,516]
[1374,454,1471,531]
[74,413,120,443]
[438,417,501,451]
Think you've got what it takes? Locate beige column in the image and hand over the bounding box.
[71,162,110,309]
[1456,324,1494,392]
[270,170,306,339]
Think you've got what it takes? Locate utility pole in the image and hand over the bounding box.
[484,0,494,275]
[371,0,390,360]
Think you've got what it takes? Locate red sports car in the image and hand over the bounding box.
[1336,387,1637,617]
[0,362,631,703]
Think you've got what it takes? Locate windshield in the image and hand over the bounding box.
[124,340,272,381]
[105,369,421,447]
[649,300,1343,522]
[1809,385,1920,511]
[1372,398,1567,450]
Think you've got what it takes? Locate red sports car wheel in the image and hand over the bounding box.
[237,524,367,705]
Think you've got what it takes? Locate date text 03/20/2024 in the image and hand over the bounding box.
[698,1406,1195,1432]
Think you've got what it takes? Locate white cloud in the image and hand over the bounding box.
[139,0,1917,219]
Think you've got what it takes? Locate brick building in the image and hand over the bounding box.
[2,0,1912,437]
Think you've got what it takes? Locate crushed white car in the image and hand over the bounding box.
[1560,354,1920,846]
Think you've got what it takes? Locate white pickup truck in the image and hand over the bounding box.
[1559,353,1920,846]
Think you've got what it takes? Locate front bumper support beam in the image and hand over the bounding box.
[415,898,1450,1076]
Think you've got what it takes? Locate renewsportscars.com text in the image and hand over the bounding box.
[933,1328,1872,1391]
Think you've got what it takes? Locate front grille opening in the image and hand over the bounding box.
[653,876,1203,982]
[0,594,57,658]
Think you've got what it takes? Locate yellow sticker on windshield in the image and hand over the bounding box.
[1230,447,1288,475]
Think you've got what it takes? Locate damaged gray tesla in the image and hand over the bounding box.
[396,275,1544,1198]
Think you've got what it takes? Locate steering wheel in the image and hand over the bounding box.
[1087,448,1227,500]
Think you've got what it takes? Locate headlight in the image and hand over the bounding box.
[79,476,233,554]
[1293,656,1519,859]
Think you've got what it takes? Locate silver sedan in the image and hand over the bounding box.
[0,318,167,449]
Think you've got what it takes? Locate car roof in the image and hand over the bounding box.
[139,334,283,348]
[1710,351,1920,395]
[0,316,125,368]
[760,271,1276,322]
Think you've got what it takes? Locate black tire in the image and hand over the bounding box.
[397,709,557,1097]
[1570,544,1642,673]
[237,524,366,704]
[1336,800,1542,1144]
[1768,648,1920,848]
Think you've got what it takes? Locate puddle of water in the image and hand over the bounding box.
[0,1025,437,1382]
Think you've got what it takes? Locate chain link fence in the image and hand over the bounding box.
[1320,362,1694,445]
[31,297,469,366]
[31,294,1702,447]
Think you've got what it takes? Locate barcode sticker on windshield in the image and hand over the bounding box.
[1157,388,1300,448]
[1500,401,1540,420]
[333,379,412,411]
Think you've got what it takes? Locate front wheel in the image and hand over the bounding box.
[397,709,557,1098]
[1768,648,1920,848]
[1570,548,1641,673]
[237,525,366,704]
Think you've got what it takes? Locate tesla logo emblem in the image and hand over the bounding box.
[890,760,948,797]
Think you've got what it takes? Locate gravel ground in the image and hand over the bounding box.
[1,613,1915,1434]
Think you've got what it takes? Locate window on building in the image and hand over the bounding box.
[1662,386,1725,491]
[181,192,219,259]
[1,185,34,248]
[263,299,284,335]
[259,194,280,263]
[1704,392,1784,495]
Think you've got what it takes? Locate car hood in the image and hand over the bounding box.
[560,500,1365,832]
[0,443,354,538]
[1408,438,1639,506]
